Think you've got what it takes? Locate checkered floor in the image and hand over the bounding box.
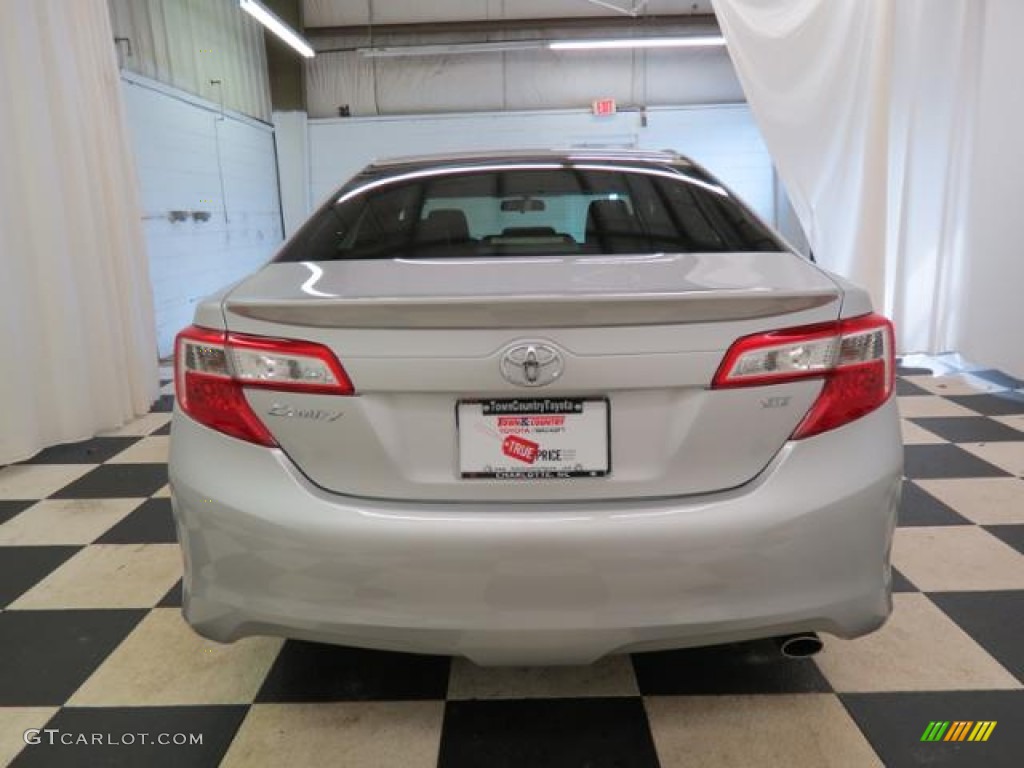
[1,359,1023,767]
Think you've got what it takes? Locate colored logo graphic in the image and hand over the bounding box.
[920,721,997,742]
[502,435,539,464]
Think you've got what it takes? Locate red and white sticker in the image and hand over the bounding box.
[502,435,539,464]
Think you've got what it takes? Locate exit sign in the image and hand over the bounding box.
[592,98,617,116]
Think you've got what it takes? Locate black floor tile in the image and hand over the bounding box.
[95,498,177,544]
[892,567,918,592]
[929,591,1024,683]
[18,437,140,465]
[157,579,183,608]
[0,546,80,608]
[10,705,247,768]
[438,698,659,768]
[896,379,930,396]
[256,641,450,702]
[971,369,1024,390]
[0,610,146,705]
[631,638,831,695]
[842,690,1024,768]
[983,525,1024,557]
[152,421,172,436]
[49,464,169,499]
[907,417,1024,443]
[903,444,1010,479]
[0,499,35,525]
[947,392,1024,416]
[150,395,175,413]
[898,480,971,526]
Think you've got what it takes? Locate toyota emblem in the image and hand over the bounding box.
[500,343,564,387]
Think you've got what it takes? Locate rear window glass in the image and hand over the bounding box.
[276,166,783,262]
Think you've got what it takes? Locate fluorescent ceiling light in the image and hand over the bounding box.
[549,36,725,51]
[240,0,315,58]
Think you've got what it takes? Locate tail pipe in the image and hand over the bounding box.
[776,632,823,659]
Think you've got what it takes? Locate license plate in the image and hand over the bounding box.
[457,398,610,479]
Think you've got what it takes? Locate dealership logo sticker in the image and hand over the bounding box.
[502,435,539,464]
[920,721,997,742]
[497,415,566,435]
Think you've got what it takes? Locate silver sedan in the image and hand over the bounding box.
[169,150,902,665]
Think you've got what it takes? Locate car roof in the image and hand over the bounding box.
[368,148,693,172]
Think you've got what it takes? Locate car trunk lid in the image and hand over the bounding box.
[221,251,842,501]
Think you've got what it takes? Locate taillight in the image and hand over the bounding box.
[174,326,354,446]
[712,313,894,440]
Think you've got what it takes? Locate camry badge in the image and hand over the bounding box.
[500,343,564,387]
[267,403,343,422]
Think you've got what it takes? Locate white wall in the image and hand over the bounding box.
[302,0,714,26]
[122,74,283,356]
[956,0,1024,378]
[108,0,272,121]
[273,111,311,239]
[303,105,776,225]
[306,43,743,119]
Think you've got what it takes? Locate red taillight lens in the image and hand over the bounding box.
[174,326,354,446]
[712,313,895,440]
[179,371,278,446]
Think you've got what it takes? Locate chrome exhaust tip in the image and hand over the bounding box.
[776,632,823,659]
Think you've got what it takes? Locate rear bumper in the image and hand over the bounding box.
[169,399,902,665]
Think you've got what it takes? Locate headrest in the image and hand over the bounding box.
[586,199,632,230]
[420,209,470,241]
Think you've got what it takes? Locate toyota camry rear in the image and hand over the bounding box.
[169,150,902,665]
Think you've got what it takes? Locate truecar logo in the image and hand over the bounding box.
[920,721,997,742]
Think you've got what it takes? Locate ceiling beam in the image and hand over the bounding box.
[304,13,718,38]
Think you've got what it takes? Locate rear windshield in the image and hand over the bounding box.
[275,165,783,262]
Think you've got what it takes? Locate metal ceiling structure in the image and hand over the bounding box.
[300,0,715,31]
[282,1,733,119]
[580,0,654,17]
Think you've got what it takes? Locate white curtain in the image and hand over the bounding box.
[954,0,1024,379]
[0,0,159,464]
[711,0,984,356]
